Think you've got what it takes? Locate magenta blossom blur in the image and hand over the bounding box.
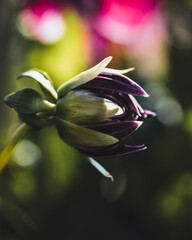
[17,0,66,44]
[93,0,166,55]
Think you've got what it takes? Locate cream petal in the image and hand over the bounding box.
[104,67,135,74]
[87,157,114,181]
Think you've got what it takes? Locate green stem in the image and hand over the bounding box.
[0,123,31,171]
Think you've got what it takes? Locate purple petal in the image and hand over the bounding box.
[103,93,144,120]
[76,73,149,97]
[84,121,142,139]
[80,144,147,158]
[128,95,144,115]
[101,72,148,97]
[120,94,144,117]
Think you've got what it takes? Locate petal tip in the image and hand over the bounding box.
[139,144,147,151]
[121,67,135,74]
[87,157,114,181]
[143,91,149,97]
[104,56,113,65]
[136,121,143,129]
[143,109,156,118]
[107,56,113,60]
[143,145,147,150]
[138,120,143,126]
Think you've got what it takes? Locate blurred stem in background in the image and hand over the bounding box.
[0,123,30,171]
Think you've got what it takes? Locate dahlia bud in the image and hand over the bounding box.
[1,57,155,180]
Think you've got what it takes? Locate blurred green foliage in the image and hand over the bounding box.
[1,0,192,239]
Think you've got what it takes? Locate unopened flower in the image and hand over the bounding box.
[1,57,155,180]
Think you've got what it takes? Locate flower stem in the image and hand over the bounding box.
[0,123,31,171]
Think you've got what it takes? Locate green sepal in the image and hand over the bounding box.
[57,56,112,98]
[4,88,56,114]
[17,69,57,102]
[55,117,119,149]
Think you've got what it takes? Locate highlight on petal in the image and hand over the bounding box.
[104,67,135,74]
[57,56,113,98]
[17,69,57,101]
[87,157,114,181]
[4,88,56,114]
[55,117,119,148]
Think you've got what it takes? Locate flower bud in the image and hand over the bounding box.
[2,57,155,180]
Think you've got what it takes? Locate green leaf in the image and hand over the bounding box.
[4,88,56,114]
[17,69,57,101]
[55,117,119,148]
[57,56,112,98]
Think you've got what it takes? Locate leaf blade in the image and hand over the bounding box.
[17,69,57,100]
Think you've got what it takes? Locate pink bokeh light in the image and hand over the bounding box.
[94,0,167,55]
[18,0,66,44]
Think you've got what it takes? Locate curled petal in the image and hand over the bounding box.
[100,72,148,97]
[81,144,147,158]
[127,94,144,116]
[77,74,148,97]
[93,92,140,121]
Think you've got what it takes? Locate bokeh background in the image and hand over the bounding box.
[0,0,192,239]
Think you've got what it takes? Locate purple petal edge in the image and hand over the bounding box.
[80,144,147,159]
[76,74,149,97]
[100,72,149,97]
